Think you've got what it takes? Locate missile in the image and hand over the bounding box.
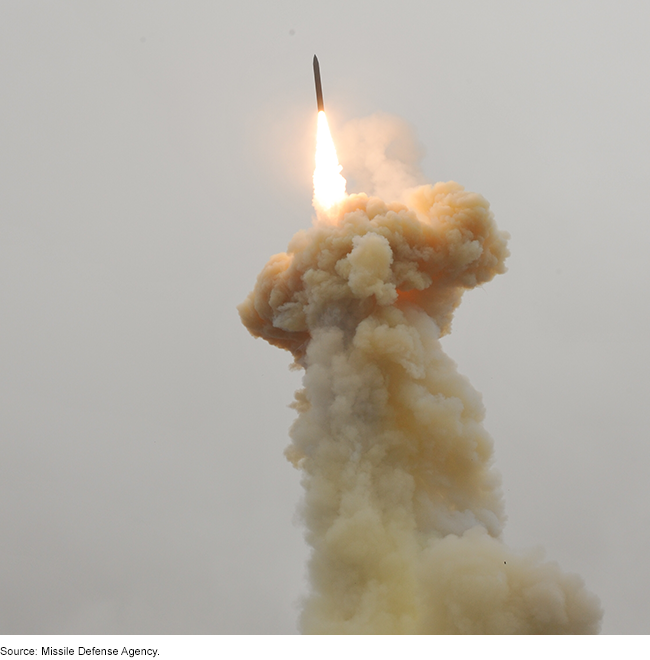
[313,55,324,112]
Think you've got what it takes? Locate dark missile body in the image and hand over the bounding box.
[313,55,324,112]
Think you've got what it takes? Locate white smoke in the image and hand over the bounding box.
[336,113,426,203]
[238,116,602,634]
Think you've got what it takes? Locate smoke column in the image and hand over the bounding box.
[238,115,602,634]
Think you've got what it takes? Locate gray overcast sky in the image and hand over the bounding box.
[1,0,648,634]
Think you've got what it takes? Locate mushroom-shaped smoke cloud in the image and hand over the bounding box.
[238,117,602,634]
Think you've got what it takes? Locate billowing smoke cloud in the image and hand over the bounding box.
[238,116,602,634]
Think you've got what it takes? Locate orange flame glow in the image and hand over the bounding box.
[313,111,346,212]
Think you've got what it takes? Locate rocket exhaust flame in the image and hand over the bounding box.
[313,111,347,213]
[312,56,346,214]
[238,68,603,633]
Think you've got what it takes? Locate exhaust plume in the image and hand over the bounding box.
[238,115,602,634]
[313,111,347,213]
[337,113,426,202]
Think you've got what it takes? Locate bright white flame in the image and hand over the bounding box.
[313,111,347,211]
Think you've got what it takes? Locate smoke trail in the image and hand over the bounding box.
[238,119,602,634]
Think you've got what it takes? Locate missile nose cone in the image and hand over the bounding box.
[313,55,325,112]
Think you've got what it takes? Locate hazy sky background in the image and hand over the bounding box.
[1,0,649,634]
